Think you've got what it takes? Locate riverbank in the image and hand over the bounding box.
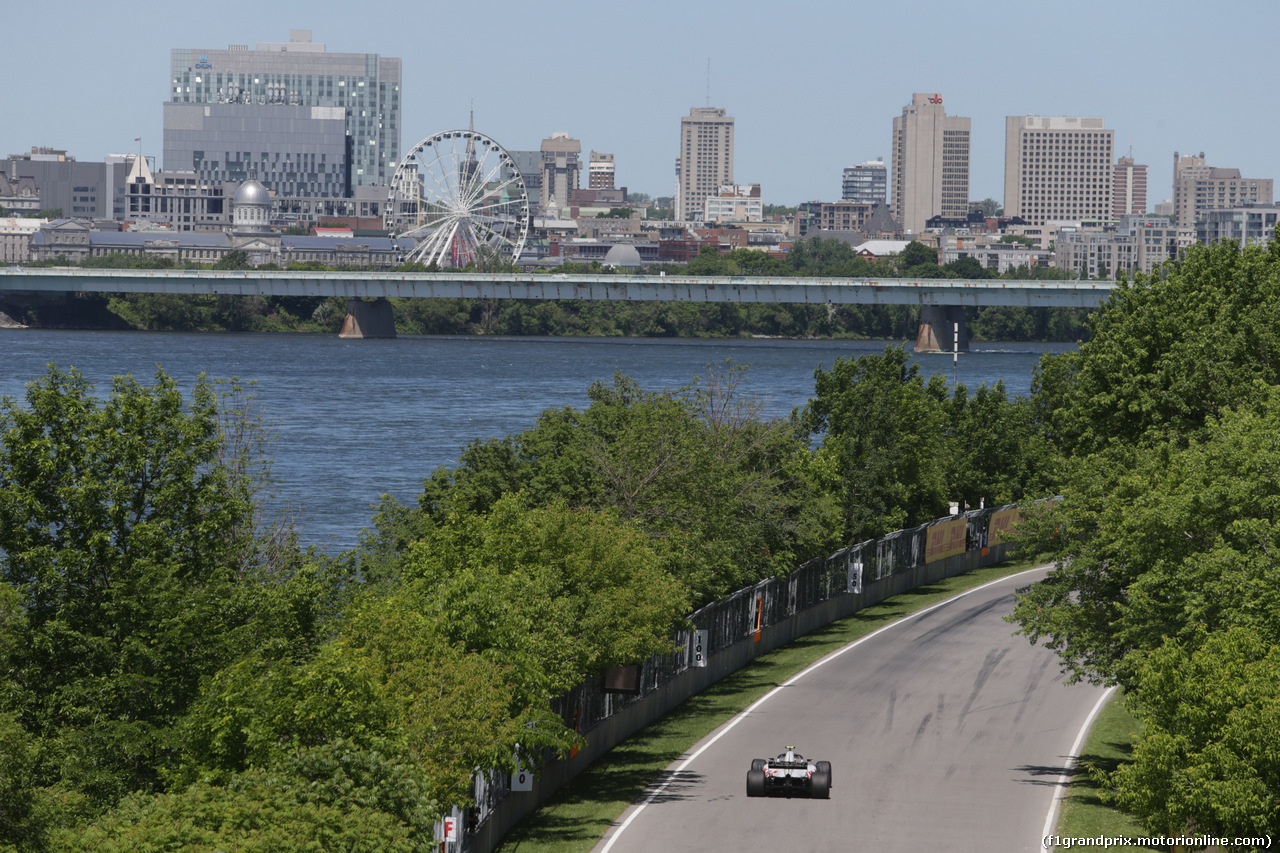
[1,292,1091,342]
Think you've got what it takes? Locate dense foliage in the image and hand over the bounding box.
[0,365,750,850]
[26,227,1280,844]
[367,368,839,605]
[1007,234,1280,839]
[794,347,1053,544]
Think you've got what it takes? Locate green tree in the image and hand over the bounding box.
[0,367,306,810]
[972,198,1002,217]
[1032,234,1280,459]
[400,495,689,701]
[787,236,880,277]
[898,240,937,270]
[0,708,41,850]
[944,381,1051,510]
[1002,231,1280,837]
[796,346,950,542]
[401,369,831,603]
[685,245,738,276]
[214,249,251,270]
[55,776,419,853]
[724,248,791,276]
[1009,386,1280,687]
[943,256,991,279]
[178,593,551,813]
[1110,627,1280,838]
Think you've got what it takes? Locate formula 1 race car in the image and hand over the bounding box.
[745,746,832,798]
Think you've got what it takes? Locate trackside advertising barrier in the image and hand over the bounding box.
[457,500,1045,853]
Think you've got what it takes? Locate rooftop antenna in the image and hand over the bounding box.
[706,58,711,107]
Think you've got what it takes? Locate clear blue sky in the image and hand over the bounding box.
[6,0,1277,208]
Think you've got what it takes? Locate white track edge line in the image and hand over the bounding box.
[599,566,1047,853]
[1039,684,1119,850]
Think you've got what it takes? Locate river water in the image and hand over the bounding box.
[0,331,1075,553]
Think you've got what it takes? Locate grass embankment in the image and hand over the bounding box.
[496,559,1046,853]
[1055,694,1151,842]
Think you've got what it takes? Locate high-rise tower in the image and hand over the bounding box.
[539,132,581,213]
[675,107,735,222]
[589,152,616,189]
[891,94,970,234]
[1113,156,1148,218]
[1003,116,1114,225]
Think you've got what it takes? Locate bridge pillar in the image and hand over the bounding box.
[339,298,396,339]
[915,305,968,353]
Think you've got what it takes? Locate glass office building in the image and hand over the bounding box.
[167,30,401,188]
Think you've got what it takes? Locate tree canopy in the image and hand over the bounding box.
[1008,233,1280,839]
[795,346,1047,543]
[377,367,835,605]
[0,368,271,804]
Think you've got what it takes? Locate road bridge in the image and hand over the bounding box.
[0,267,1115,350]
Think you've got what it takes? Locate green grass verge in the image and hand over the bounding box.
[495,559,1041,853]
[1054,692,1150,842]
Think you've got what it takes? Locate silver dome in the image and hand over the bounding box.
[233,180,270,205]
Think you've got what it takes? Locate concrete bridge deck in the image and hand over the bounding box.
[0,267,1116,347]
[0,267,1115,307]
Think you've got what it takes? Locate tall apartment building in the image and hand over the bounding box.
[540,133,581,212]
[1113,156,1148,218]
[166,30,401,188]
[891,94,970,234]
[588,152,615,189]
[1003,116,1114,226]
[675,107,735,221]
[842,159,887,206]
[1171,152,1273,227]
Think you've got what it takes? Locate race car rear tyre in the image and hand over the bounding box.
[815,760,832,787]
[750,758,767,772]
[811,769,831,799]
[746,768,766,797]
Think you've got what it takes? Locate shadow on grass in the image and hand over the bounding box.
[1013,740,1133,795]
[1059,740,1133,806]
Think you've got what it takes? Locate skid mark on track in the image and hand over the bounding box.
[1014,655,1056,726]
[956,647,1008,733]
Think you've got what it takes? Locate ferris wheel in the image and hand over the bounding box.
[385,128,530,268]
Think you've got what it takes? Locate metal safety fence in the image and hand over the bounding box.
[453,500,1036,851]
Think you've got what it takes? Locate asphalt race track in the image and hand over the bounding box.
[594,567,1108,853]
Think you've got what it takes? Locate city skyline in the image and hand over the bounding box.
[5,0,1279,209]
